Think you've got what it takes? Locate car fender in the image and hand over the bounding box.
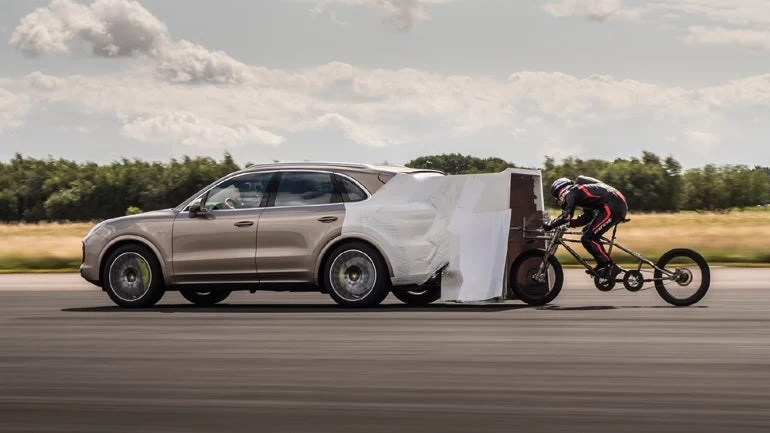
[98,235,173,286]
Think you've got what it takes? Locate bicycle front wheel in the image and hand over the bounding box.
[509,249,563,306]
[653,248,711,307]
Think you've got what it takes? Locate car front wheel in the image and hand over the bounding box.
[324,242,390,308]
[102,244,165,308]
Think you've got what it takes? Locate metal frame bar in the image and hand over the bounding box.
[514,217,677,280]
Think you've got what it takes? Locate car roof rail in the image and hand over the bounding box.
[247,161,375,169]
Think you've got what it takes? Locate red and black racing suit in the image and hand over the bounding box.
[549,176,628,268]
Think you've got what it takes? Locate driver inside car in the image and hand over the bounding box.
[205,184,243,210]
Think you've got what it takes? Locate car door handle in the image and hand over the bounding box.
[317,216,338,223]
[234,221,254,227]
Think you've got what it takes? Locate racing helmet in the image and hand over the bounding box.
[550,177,574,199]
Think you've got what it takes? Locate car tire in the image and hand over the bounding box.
[102,244,165,308]
[392,286,441,306]
[180,289,232,306]
[324,242,390,308]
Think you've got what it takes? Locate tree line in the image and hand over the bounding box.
[406,152,770,212]
[0,153,239,222]
[0,151,767,222]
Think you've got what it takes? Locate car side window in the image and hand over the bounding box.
[274,172,341,207]
[204,172,273,210]
[335,175,368,202]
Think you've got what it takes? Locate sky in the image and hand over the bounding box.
[1,0,770,169]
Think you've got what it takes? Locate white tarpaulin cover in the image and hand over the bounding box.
[342,169,542,302]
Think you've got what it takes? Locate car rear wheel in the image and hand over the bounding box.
[102,244,165,308]
[180,289,231,306]
[324,242,390,308]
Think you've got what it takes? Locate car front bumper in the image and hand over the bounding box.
[80,233,107,287]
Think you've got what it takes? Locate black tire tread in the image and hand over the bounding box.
[392,286,441,306]
[509,249,564,306]
[180,289,232,306]
[654,248,710,307]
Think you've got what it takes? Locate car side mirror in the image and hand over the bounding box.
[188,199,206,218]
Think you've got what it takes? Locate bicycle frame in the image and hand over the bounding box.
[513,217,678,281]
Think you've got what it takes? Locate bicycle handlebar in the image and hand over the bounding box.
[511,221,573,243]
[512,215,581,243]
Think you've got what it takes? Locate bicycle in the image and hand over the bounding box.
[509,216,711,307]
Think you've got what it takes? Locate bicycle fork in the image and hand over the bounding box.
[533,238,561,283]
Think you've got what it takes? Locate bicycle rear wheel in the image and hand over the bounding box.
[653,248,710,307]
[509,249,563,306]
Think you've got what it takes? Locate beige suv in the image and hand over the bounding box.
[80,162,443,308]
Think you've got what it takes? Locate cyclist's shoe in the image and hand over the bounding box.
[593,263,623,280]
[587,264,606,276]
[603,263,623,281]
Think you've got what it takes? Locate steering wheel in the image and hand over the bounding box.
[224,197,240,209]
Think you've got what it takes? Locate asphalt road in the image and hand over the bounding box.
[1,269,769,433]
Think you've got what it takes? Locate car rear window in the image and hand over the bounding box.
[337,175,368,202]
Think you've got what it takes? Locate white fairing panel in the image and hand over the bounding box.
[342,168,543,302]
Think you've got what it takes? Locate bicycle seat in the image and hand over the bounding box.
[620,218,631,224]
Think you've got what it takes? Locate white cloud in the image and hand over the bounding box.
[542,0,640,22]
[686,130,720,145]
[700,75,770,106]
[10,0,248,84]
[25,71,64,91]
[686,26,770,51]
[542,0,770,27]
[309,5,351,27]
[10,0,169,57]
[9,0,770,159]
[155,40,250,84]
[329,11,351,27]
[376,0,431,30]
[511,127,526,139]
[312,112,402,147]
[541,0,770,52]
[122,112,285,148]
[654,0,770,27]
[75,126,96,134]
[294,0,460,30]
[10,1,79,56]
[15,61,770,156]
[0,88,31,133]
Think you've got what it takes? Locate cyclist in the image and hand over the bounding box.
[543,175,628,279]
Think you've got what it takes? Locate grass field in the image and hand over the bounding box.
[1,210,770,272]
[0,223,92,272]
[551,209,770,265]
